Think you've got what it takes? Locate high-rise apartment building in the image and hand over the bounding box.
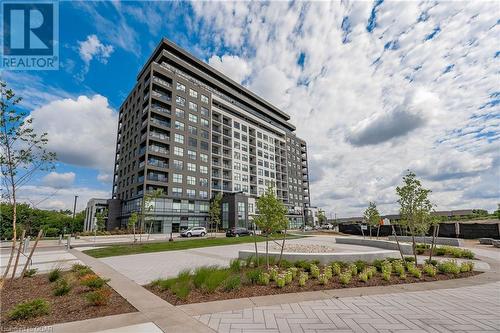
[110,38,310,233]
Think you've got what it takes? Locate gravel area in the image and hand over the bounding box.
[271,244,335,253]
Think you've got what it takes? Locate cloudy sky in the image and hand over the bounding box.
[4,1,499,217]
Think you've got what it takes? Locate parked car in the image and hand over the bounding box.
[180,227,207,237]
[226,227,253,237]
[301,225,313,231]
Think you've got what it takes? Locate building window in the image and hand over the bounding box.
[200,153,208,163]
[234,162,240,170]
[201,118,209,128]
[201,94,209,103]
[172,187,182,196]
[173,173,183,183]
[189,101,198,112]
[234,173,241,181]
[187,163,196,172]
[174,146,184,156]
[199,178,208,187]
[187,150,197,160]
[189,114,198,123]
[201,129,209,139]
[187,176,196,185]
[188,125,197,135]
[222,202,229,228]
[173,160,183,170]
[201,106,209,117]
[237,202,246,227]
[176,96,185,106]
[234,121,240,129]
[175,108,185,118]
[200,191,208,199]
[189,137,198,148]
[186,189,196,198]
[234,183,241,191]
[200,165,208,174]
[176,82,186,92]
[175,120,185,131]
[234,141,240,149]
[174,133,184,144]
[189,89,198,98]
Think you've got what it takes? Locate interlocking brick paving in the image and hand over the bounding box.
[194,281,500,333]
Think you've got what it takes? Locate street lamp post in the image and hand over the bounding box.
[72,195,78,236]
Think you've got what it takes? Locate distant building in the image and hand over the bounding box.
[84,198,109,232]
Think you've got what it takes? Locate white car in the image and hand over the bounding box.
[180,227,207,237]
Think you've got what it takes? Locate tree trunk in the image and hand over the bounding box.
[360,224,365,239]
[133,224,136,243]
[278,228,287,266]
[265,235,269,269]
[253,226,259,267]
[147,219,153,241]
[2,188,18,282]
[392,225,406,262]
[429,224,439,262]
[376,226,380,239]
[21,229,43,278]
[10,229,25,280]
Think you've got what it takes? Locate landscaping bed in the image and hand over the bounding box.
[146,257,480,305]
[415,244,475,259]
[1,265,136,331]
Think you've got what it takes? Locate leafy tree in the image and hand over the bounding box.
[396,171,434,262]
[253,186,288,268]
[95,209,108,231]
[209,192,223,234]
[128,212,138,242]
[317,210,327,225]
[496,204,500,220]
[144,189,163,240]
[0,81,56,281]
[364,202,381,239]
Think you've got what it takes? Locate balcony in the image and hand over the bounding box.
[150,131,170,141]
[150,117,170,128]
[148,159,168,168]
[153,76,172,89]
[147,174,168,182]
[151,104,171,116]
[148,145,169,155]
[151,90,171,103]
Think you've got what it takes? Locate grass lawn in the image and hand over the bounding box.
[83,234,302,258]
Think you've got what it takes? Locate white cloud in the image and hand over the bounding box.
[77,34,114,77]
[188,1,499,216]
[42,172,76,189]
[208,54,251,84]
[30,95,117,181]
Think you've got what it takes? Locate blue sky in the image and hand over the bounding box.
[4,1,499,216]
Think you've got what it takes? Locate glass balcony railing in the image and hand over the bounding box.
[152,90,171,103]
[147,174,168,182]
[151,104,170,115]
[150,132,169,141]
[148,159,168,168]
[150,118,170,128]
[153,77,172,89]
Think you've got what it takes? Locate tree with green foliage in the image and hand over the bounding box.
[144,189,163,240]
[317,210,327,225]
[0,81,56,282]
[209,192,223,235]
[364,202,381,239]
[95,209,108,231]
[396,171,434,262]
[128,212,138,242]
[253,186,288,268]
[496,204,500,220]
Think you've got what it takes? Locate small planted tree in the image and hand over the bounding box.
[0,81,56,284]
[95,209,108,232]
[145,189,163,240]
[364,202,380,239]
[317,210,327,226]
[209,192,222,236]
[253,186,288,269]
[128,212,138,242]
[396,171,434,262]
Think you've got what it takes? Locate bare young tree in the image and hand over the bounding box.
[0,81,56,285]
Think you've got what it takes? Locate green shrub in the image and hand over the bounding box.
[348,264,358,276]
[48,268,62,282]
[268,266,279,281]
[23,268,38,278]
[381,261,392,275]
[151,277,177,291]
[258,272,270,285]
[85,288,111,306]
[310,264,320,278]
[437,260,460,275]
[460,262,474,272]
[280,259,294,269]
[322,266,331,279]
[312,259,320,266]
[372,259,385,272]
[229,259,242,272]
[359,271,368,282]
[404,256,415,263]
[318,273,328,285]
[223,275,241,292]
[288,267,298,278]
[339,272,351,285]
[331,262,342,276]
[354,260,367,272]
[424,259,438,266]
[294,260,311,271]
[70,264,92,276]
[176,269,192,282]
[285,271,293,284]
[434,247,447,256]
[423,264,437,277]
[382,271,391,281]
[8,299,50,320]
[203,270,230,292]
[416,248,425,255]
[53,278,72,296]
[460,249,475,259]
[193,266,219,288]
[298,272,308,286]
[171,281,191,300]
[408,266,422,278]
[366,267,376,279]
[276,274,286,288]
[392,261,405,276]
[246,269,263,285]
[80,274,109,289]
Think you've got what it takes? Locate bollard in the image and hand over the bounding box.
[66,236,71,250]
[23,237,30,253]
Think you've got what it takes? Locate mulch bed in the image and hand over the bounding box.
[146,271,481,305]
[1,271,137,331]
